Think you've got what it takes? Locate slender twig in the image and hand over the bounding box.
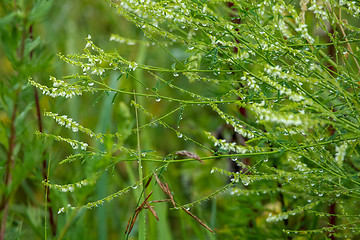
[133,91,146,240]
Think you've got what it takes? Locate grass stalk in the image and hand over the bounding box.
[134,92,146,240]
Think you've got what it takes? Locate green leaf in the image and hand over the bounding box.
[0,12,16,27]
[24,36,41,59]
[28,0,54,24]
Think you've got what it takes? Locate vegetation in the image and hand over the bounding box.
[1,0,360,239]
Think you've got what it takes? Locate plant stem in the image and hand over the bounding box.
[134,92,146,240]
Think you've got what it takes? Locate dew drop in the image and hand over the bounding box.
[173,73,179,77]
[241,178,250,186]
[177,132,183,138]
[156,98,161,102]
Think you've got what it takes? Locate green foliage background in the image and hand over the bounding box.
[1,0,360,239]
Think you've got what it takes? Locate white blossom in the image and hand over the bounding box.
[334,143,348,167]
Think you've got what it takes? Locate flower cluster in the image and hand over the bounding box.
[85,182,138,210]
[250,102,312,127]
[36,131,88,151]
[334,142,348,167]
[44,111,102,141]
[29,77,84,98]
[308,2,328,21]
[338,0,360,16]
[57,204,75,214]
[277,20,292,38]
[43,178,93,193]
[205,132,258,154]
[45,112,80,132]
[56,38,110,76]
[262,71,305,102]
[295,23,315,43]
[128,62,138,71]
[241,72,260,92]
[264,65,286,79]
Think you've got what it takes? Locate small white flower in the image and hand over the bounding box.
[58,207,65,214]
[129,62,138,71]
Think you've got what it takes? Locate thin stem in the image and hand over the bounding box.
[44,157,51,240]
[0,203,10,240]
[134,92,146,240]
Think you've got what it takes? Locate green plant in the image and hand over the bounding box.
[0,1,57,239]
[29,0,360,239]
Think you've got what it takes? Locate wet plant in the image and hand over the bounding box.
[28,0,360,239]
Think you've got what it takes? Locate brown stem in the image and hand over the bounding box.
[0,201,10,240]
[328,202,336,240]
